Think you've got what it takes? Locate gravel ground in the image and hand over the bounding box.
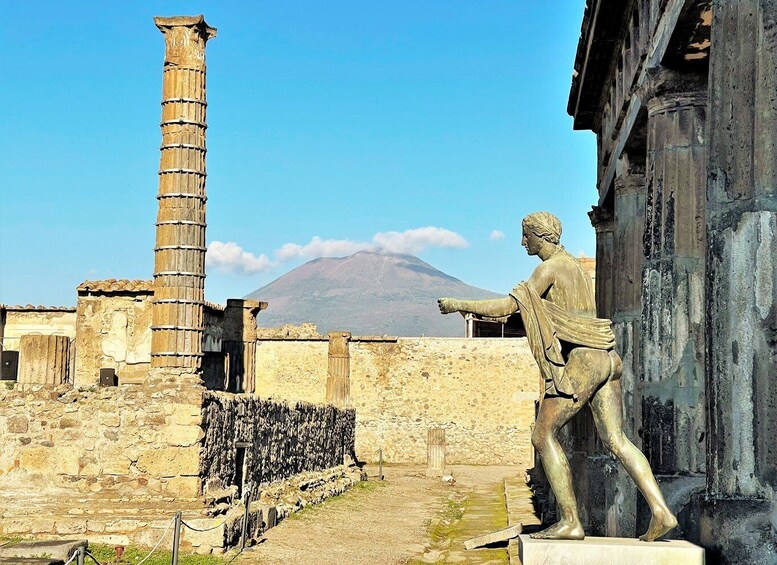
[236,464,525,565]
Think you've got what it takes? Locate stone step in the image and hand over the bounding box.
[0,539,86,563]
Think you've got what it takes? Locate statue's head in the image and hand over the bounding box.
[521,211,562,256]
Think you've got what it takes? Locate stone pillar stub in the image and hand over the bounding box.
[427,428,447,475]
[326,331,351,407]
[150,15,216,372]
[18,335,70,385]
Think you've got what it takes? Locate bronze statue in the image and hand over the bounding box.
[438,211,677,542]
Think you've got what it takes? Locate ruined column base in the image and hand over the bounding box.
[684,494,777,564]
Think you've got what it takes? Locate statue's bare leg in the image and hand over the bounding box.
[529,394,587,540]
[589,378,678,541]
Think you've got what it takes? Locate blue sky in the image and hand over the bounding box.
[0,1,596,306]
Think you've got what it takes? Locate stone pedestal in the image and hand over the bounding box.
[518,535,704,565]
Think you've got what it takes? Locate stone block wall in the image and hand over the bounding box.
[200,393,355,490]
[74,290,154,386]
[256,337,540,466]
[0,378,204,499]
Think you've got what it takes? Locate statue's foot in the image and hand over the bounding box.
[529,520,585,540]
[639,508,678,542]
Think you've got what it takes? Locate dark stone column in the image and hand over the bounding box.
[588,205,615,320]
[607,160,647,537]
[639,67,708,536]
[223,299,263,393]
[694,1,777,561]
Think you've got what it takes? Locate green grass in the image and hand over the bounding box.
[88,543,229,564]
[285,478,387,522]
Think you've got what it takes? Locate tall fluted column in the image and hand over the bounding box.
[641,68,707,479]
[605,160,646,537]
[326,332,351,407]
[695,1,777,560]
[151,16,216,371]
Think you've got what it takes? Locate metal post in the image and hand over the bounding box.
[378,448,383,481]
[76,546,85,565]
[241,484,253,549]
[171,511,182,565]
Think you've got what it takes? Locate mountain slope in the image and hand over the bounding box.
[246,251,502,337]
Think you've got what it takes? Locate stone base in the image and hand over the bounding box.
[685,495,777,564]
[518,534,704,565]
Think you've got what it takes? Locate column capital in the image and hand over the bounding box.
[640,66,707,116]
[588,205,614,233]
[154,15,217,68]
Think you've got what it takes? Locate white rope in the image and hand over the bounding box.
[62,551,79,565]
[135,516,175,565]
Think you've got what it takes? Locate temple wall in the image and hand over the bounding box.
[200,393,355,490]
[256,337,540,467]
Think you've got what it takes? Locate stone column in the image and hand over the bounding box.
[427,428,446,475]
[695,1,777,559]
[325,332,351,407]
[588,205,615,320]
[17,335,70,385]
[637,67,708,535]
[640,68,707,481]
[150,16,217,372]
[606,160,646,537]
[223,299,264,393]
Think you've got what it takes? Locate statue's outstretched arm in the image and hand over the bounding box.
[437,295,518,318]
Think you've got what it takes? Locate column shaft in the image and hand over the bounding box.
[326,332,351,407]
[151,16,216,370]
[641,73,707,477]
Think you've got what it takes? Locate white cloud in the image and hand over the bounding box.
[490,230,505,241]
[206,241,276,275]
[275,236,370,262]
[273,226,469,261]
[371,227,468,254]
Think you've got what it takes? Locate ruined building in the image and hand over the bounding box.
[0,16,357,552]
[569,1,776,562]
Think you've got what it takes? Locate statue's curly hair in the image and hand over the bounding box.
[522,211,562,245]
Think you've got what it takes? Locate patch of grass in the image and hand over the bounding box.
[88,543,228,565]
[285,478,386,522]
[3,381,15,390]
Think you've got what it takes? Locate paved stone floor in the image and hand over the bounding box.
[237,464,540,565]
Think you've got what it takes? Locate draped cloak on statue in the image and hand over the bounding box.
[509,282,615,399]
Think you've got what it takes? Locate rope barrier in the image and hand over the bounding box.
[84,550,102,565]
[135,516,175,565]
[62,551,79,565]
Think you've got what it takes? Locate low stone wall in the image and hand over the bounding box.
[256,337,540,467]
[200,392,356,489]
[0,378,204,499]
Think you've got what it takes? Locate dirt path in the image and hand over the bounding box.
[237,465,526,565]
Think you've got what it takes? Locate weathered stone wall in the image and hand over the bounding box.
[1,309,76,352]
[256,337,540,466]
[200,393,355,489]
[74,293,153,386]
[0,378,204,499]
